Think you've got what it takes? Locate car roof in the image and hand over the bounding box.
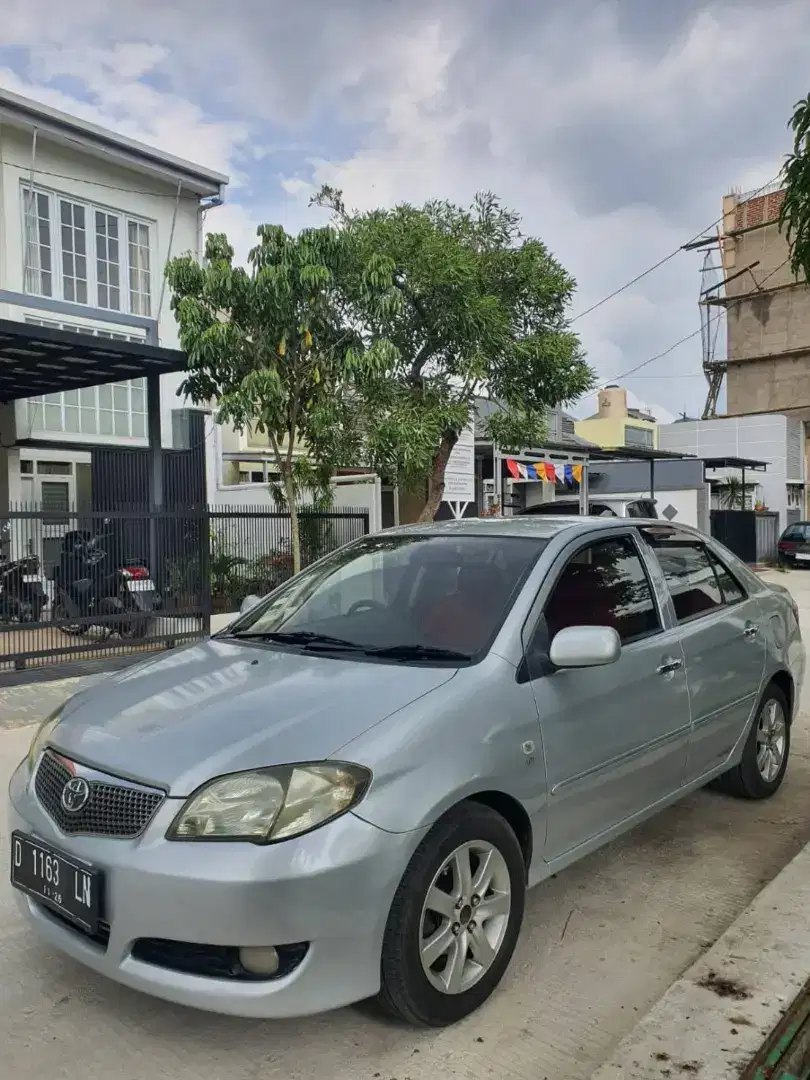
[380,516,698,542]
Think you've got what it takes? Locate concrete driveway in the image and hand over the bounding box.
[2,569,810,1080]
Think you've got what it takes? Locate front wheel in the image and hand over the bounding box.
[377,802,526,1027]
[715,684,791,799]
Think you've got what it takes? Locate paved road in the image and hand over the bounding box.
[2,571,810,1079]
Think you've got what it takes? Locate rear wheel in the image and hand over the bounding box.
[714,684,790,799]
[377,802,526,1027]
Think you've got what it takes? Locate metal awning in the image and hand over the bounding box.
[0,319,187,401]
[702,455,769,471]
[588,446,698,462]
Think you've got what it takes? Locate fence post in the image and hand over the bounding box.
[200,505,212,635]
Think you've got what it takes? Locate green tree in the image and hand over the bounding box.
[314,187,594,521]
[165,227,387,573]
[780,94,810,279]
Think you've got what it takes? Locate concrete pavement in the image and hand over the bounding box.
[1,571,810,1079]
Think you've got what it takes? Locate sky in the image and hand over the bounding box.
[0,0,808,425]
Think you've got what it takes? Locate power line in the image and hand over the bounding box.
[570,172,782,324]
[2,158,204,200]
[599,256,791,387]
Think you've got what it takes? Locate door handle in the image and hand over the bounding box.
[657,658,683,676]
[743,623,759,639]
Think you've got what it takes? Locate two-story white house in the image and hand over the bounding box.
[0,86,228,514]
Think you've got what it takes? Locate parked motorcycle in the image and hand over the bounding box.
[0,521,47,624]
[50,521,161,639]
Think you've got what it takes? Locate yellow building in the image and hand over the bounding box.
[574,385,658,450]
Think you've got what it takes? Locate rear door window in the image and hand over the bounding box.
[646,541,733,622]
[707,550,746,604]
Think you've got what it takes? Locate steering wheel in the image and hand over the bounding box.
[346,599,386,616]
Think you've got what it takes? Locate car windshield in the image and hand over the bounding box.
[228,533,546,663]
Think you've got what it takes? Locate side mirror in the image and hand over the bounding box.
[549,625,621,669]
[240,594,262,616]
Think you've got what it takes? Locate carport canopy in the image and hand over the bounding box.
[0,318,189,511]
[702,456,769,501]
[0,318,186,401]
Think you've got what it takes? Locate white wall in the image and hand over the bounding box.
[658,414,802,532]
[0,125,207,452]
[331,476,382,533]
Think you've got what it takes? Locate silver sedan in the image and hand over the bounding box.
[8,517,804,1027]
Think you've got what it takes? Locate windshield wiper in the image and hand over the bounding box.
[232,630,363,651]
[365,644,472,663]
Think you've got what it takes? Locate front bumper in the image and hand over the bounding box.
[8,759,424,1018]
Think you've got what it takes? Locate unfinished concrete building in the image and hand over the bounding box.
[716,184,810,419]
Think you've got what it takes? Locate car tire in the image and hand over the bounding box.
[377,801,526,1027]
[714,684,791,800]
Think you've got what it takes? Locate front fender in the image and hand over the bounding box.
[340,655,547,836]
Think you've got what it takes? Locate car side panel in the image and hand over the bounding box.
[340,653,549,849]
[678,599,766,783]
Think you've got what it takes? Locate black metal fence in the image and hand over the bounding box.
[0,503,369,682]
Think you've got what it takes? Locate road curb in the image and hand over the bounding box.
[590,839,810,1079]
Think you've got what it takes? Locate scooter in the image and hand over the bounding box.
[50,522,161,639]
[0,522,47,623]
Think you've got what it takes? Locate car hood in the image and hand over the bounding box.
[49,637,456,796]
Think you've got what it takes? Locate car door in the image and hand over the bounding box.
[520,530,691,862]
[640,534,766,783]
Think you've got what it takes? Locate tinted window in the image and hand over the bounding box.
[782,525,809,541]
[708,551,745,604]
[649,542,725,622]
[230,533,544,662]
[627,500,657,519]
[543,536,660,645]
[521,503,579,516]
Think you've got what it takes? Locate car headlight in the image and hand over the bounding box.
[27,707,65,773]
[167,763,372,844]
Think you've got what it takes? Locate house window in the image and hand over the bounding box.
[22,184,152,316]
[23,189,53,297]
[128,220,151,316]
[59,199,88,304]
[625,424,654,448]
[95,210,121,311]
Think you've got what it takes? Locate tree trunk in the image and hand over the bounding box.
[283,470,302,575]
[417,431,458,524]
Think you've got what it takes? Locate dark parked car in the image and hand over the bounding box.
[778,522,810,566]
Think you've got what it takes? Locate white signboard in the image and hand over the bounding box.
[443,423,475,504]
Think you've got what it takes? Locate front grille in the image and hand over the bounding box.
[131,938,309,981]
[35,751,164,838]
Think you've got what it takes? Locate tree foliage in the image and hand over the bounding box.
[165,226,388,572]
[780,94,810,280]
[314,187,594,520]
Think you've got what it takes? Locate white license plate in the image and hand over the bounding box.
[796,554,810,562]
[127,579,155,591]
[22,574,39,583]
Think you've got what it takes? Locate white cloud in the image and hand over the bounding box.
[0,0,807,419]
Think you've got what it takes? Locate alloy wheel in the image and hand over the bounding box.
[756,698,787,783]
[418,840,511,995]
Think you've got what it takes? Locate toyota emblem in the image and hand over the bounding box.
[60,776,90,813]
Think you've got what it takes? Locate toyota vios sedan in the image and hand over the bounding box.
[8,517,804,1027]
